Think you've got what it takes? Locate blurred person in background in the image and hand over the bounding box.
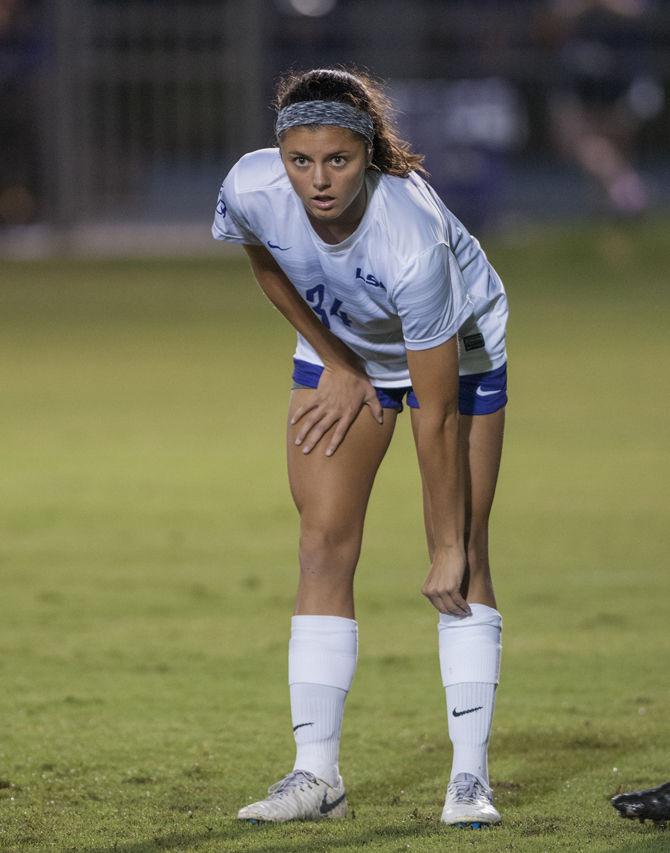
[0,0,41,225]
[537,0,664,216]
[212,67,508,829]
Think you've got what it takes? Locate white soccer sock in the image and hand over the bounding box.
[288,615,358,787]
[438,603,502,786]
[289,683,346,786]
[445,681,497,784]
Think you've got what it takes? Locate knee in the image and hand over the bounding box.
[299,523,361,579]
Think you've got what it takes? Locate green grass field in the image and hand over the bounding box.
[1,220,669,852]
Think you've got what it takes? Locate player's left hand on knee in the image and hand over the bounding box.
[421,549,471,616]
[292,366,383,456]
[293,408,342,455]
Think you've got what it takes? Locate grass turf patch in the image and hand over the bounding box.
[1,219,669,851]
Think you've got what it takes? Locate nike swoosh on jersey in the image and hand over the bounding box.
[475,387,500,397]
[267,240,291,251]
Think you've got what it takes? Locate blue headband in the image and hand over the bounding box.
[275,100,375,144]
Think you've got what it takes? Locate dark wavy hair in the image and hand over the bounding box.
[274,67,426,178]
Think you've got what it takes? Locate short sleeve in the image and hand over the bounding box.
[211,164,262,246]
[391,242,473,350]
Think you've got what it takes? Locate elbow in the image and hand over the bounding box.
[416,399,459,430]
[416,411,459,443]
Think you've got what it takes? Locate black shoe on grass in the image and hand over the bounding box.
[611,781,670,826]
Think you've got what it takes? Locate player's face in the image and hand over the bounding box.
[280,125,371,230]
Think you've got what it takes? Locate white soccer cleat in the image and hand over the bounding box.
[441,772,501,828]
[237,769,347,823]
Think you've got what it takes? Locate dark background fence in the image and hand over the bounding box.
[1,0,669,248]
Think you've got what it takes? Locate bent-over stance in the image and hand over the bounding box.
[212,68,509,829]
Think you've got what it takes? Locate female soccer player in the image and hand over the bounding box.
[213,68,507,828]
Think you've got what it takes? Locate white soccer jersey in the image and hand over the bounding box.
[212,148,507,386]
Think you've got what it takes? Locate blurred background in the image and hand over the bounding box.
[1,0,669,256]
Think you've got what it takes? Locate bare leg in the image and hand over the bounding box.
[287,390,397,617]
[411,407,505,607]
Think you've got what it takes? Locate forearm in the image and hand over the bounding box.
[243,246,362,373]
[414,408,463,552]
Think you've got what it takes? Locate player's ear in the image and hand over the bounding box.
[366,146,380,172]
